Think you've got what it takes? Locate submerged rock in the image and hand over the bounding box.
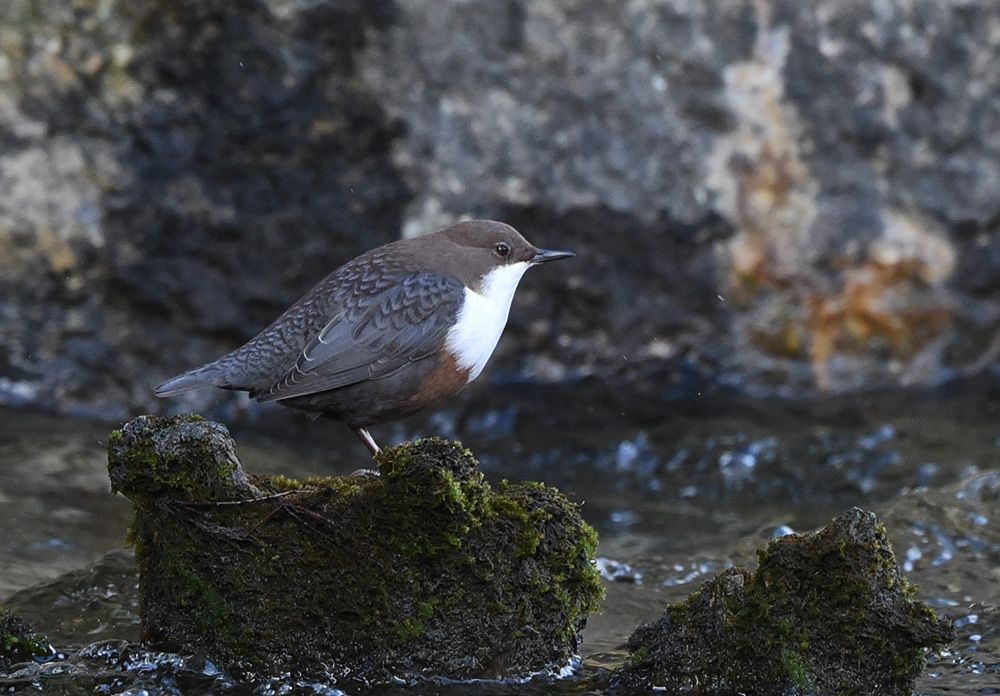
[106,415,603,681]
[617,507,953,695]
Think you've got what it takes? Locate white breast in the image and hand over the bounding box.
[444,261,531,382]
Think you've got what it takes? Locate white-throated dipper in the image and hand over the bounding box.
[154,220,573,455]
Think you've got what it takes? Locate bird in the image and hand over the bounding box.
[153,219,574,455]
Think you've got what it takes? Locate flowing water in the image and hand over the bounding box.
[1,379,999,694]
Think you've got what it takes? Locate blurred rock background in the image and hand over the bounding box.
[2,0,998,427]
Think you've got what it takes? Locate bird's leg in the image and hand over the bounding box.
[352,426,381,456]
[350,426,381,477]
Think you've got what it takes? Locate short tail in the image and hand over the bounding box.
[153,365,226,397]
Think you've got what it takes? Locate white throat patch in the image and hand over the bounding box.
[445,261,531,382]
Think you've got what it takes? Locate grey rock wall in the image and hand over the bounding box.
[1,0,998,423]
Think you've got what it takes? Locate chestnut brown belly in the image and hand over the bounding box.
[279,351,472,428]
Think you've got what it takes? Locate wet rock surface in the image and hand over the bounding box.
[106,415,603,681]
[616,508,954,695]
[2,2,1000,427]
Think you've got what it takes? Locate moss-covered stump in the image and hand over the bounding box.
[616,508,954,695]
[107,415,603,682]
[0,608,54,671]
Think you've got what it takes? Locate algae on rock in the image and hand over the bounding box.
[107,415,603,681]
[616,507,954,695]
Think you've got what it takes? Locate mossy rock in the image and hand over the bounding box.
[617,507,954,695]
[107,415,603,681]
[108,414,260,501]
[0,608,54,671]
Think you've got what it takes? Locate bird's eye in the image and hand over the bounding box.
[493,242,510,257]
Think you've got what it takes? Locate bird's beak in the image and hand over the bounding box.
[531,248,575,264]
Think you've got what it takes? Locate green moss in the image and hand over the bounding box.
[131,505,255,656]
[417,599,438,621]
[262,474,321,492]
[630,646,651,664]
[111,423,603,681]
[780,646,809,687]
[618,508,954,694]
[108,415,250,502]
[393,618,426,641]
[0,608,53,669]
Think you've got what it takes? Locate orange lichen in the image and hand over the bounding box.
[804,259,951,389]
[726,144,952,389]
[728,142,808,296]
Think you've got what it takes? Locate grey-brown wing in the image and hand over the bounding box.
[256,273,464,402]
